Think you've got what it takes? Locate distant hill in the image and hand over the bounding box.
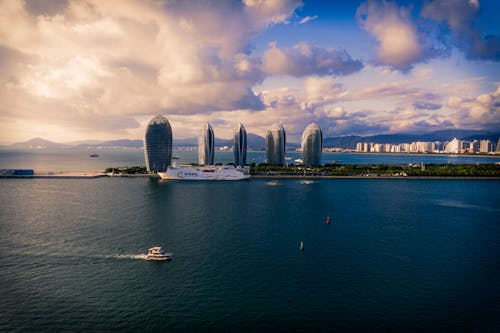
[98,139,143,148]
[9,130,499,150]
[10,137,70,149]
[65,139,103,146]
[323,136,363,149]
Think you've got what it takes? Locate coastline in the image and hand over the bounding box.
[251,175,500,180]
[1,173,499,180]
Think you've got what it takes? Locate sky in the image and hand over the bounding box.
[0,0,499,144]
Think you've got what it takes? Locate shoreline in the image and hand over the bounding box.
[1,173,499,180]
[251,175,500,180]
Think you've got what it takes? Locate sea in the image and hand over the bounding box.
[1,149,500,332]
[0,148,499,172]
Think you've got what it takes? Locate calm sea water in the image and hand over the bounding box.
[1,176,499,332]
[0,148,499,172]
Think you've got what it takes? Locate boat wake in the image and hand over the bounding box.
[265,181,281,186]
[106,254,148,260]
[299,180,315,185]
[435,199,499,212]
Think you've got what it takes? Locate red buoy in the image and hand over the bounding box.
[326,216,331,224]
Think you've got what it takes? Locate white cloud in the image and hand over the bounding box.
[445,84,500,129]
[356,0,423,71]
[0,0,302,142]
[298,15,318,24]
[262,42,363,77]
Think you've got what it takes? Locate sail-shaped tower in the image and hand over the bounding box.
[301,122,322,166]
[266,123,286,165]
[144,115,173,172]
[233,123,247,166]
[198,123,215,165]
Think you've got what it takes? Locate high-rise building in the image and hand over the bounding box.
[198,123,214,165]
[266,123,286,165]
[496,138,500,153]
[301,123,322,166]
[144,115,173,172]
[356,142,363,152]
[480,139,493,153]
[444,138,463,153]
[469,140,479,153]
[233,123,247,166]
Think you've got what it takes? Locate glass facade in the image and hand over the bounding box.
[144,115,173,172]
[301,122,322,166]
[198,123,214,165]
[233,123,247,166]
[266,123,286,165]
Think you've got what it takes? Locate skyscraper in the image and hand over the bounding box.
[444,138,463,154]
[301,122,322,166]
[266,123,286,165]
[233,123,247,166]
[198,123,214,165]
[144,115,172,172]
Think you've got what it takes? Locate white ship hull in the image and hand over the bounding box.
[158,165,249,181]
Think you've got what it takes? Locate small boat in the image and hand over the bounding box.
[89,153,99,157]
[326,216,331,224]
[146,246,172,261]
[299,241,304,251]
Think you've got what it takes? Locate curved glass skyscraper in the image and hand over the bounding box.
[233,123,247,166]
[198,123,215,165]
[144,115,172,172]
[301,122,322,166]
[266,123,286,165]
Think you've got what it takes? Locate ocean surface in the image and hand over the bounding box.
[1,175,500,332]
[0,148,499,172]
[1,150,500,331]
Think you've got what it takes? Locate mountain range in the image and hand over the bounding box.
[5,130,499,150]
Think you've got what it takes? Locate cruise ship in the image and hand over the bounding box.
[158,165,249,180]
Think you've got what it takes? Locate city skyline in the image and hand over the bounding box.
[0,0,499,144]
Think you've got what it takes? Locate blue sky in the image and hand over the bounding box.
[0,0,498,143]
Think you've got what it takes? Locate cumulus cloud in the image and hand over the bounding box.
[256,74,499,138]
[445,84,500,130]
[262,42,363,77]
[357,0,499,71]
[421,0,500,61]
[0,0,304,142]
[356,0,426,71]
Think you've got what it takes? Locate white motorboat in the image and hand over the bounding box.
[158,165,249,181]
[146,246,172,261]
